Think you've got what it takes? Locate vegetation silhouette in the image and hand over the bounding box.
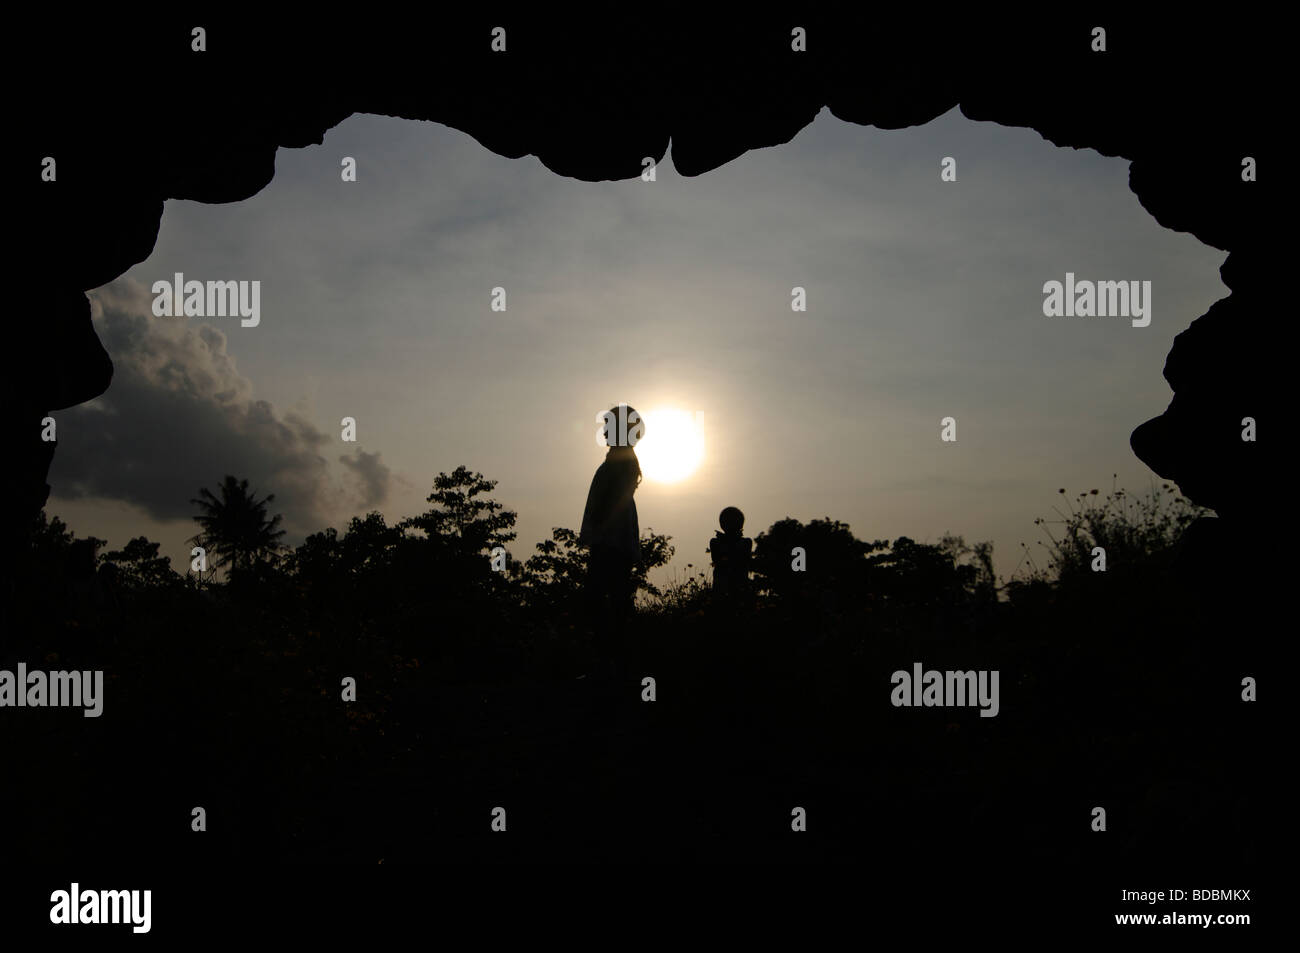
[5,468,1258,874]
[190,475,287,587]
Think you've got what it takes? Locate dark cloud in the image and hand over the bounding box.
[49,279,390,535]
[339,449,392,510]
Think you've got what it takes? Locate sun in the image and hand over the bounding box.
[635,407,705,484]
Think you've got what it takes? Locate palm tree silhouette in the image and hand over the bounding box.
[190,475,287,582]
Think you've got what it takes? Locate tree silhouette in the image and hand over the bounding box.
[867,534,993,609]
[401,465,517,554]
[753,517,882,606]
[99,536,178,592]
[190,475,287,583]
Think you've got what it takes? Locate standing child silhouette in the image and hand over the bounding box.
[580,404,643,628]
[709,505,753,612]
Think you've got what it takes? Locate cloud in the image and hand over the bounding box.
[49,278,391,536]
[339,449,392,510]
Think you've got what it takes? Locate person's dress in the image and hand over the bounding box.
[579,458,640,561]
[580,456,640,617]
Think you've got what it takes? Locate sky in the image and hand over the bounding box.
[49,106,1228,585]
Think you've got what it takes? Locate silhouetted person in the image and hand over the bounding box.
[580,405,643,633]
[709,506,752,611]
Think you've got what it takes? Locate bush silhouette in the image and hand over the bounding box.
[1017,479,1209,597]
[7,471,1247,871]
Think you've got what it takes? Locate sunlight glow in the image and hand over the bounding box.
[636,407,706,484]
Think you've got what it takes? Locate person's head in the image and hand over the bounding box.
[599,403,643,487]
[719,506,745,535]
[600,403,644,449]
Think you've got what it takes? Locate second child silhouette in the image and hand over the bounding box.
[709,505,753,611]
